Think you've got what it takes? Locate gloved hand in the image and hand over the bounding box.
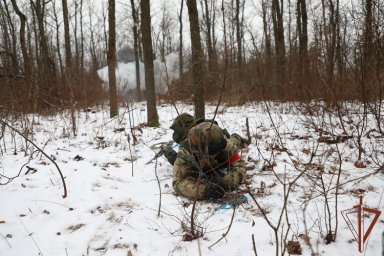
[203,175,227,201]
[163,141,177,165]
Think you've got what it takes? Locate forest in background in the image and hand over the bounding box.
[0,0,383,116]
[1,2,384,254]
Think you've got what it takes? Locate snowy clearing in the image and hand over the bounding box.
[0,102,383,256]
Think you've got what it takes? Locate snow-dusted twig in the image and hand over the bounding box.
[18,217,44,255]
[0,150,35,185]
[0,119,67,198]
[252,234,258,256]
[208,203,236,249]
[154,157,162,217]
[210,0,228,127]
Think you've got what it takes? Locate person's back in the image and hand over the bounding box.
[163,113,230,165]
[172,121,247,200]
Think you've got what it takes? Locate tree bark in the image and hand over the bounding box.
[272,0,286,98]
[108,0,118,117]
[297,0,308,98]
[364,0,374,99]
[62,0,76,135]
[130,0,142,101]
[178,0,184,89]
[235,0,242,72]
[141,0,159,126]
[10,0,33,110]
[31,0,55,76]
[186,0,205,119]
[262,0,272,67]
[203,0,214,73]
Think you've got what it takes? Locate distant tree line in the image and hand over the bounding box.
[0,0,383,123]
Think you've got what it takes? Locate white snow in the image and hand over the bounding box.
[1,102,384,256]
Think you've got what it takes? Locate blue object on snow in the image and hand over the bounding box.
[216,194,248,210]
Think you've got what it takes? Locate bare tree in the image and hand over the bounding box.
[235,0,243,72]
[51,0,64,81]
[140,0,159,126]
[1,0,18,76]
[363,0,374,100]
[62,0,76,135]
[108,0,118,117]
[260,0,272,90]
[297,0,308,98]
[130,0,142,101]
[187,0,205,119]
[10,0,32,108]
[201,0,216,74]
[272,0,286,98]
[178,0,184,88]
[31,0,55,77]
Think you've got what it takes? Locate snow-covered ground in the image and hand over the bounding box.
[1,102,383,256]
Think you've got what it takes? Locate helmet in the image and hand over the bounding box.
[188,122,227,155]
[170,113,195,143]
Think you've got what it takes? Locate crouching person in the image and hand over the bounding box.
[172,121,247,201]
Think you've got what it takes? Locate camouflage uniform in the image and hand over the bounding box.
[172,122,246,200]
[164,113,230,166]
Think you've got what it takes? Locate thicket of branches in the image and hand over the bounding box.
[0,0,383,114]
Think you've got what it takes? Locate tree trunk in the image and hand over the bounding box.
[261,0,272,91]
[364,0,374,99]
[235,0,242,73]
[186,0,205,119]
[272,0,286,99]
[52,1,64,83]
[31,0,55,77]
[178,0,184,89]
[10,0,32,110]
[203,0,214,73]
[79,0,85,103]
[297,0,308,99]
[141,0,159,126]
[62,0,77,135]
[130,0,142,101]
[2,0,18,76]
[108,0,118,117]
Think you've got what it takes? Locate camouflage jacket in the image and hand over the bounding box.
[172,133,246,199]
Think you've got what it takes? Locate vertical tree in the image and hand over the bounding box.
[261,0,272,89]
[52,0,64,81]
[235,0,242,71]
[108,0,118,117]
[10,0,33,110]
[31,0,55,77]
[272,0,286,98]
[261,0,271,62]
[141,0,159,126]
[202,0,215,73]
[363,0,374,99]
[296,0,308,98]
[130,0,142,101]
[1,0,18,76]
[187,0,205,119]
[178,0,184,88]
[62,0,76,135]
[320,0,340,100]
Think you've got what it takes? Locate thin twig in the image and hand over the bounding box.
[154,157,162,217]
[210,0,228,127]
[252,234,258,256]
[209,203,236,249]
[18,217,44,255]
[0,119,67,198]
